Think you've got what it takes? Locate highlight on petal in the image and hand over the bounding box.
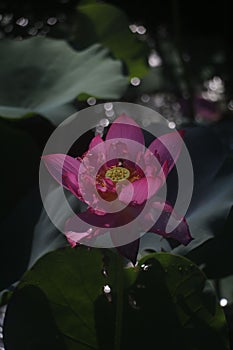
[64,206,142,255]
[65,231,90,248]
[148,130,185,174]
[65,211,101,247]
[146,200,193,246]
[66,206,135,233]
[65,209,114,239]
[42,154,81,198]
[64,209,119,248]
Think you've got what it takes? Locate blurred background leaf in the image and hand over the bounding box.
[74,1,149,78]
[0,37,128,124]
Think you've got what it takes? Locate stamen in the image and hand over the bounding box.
[105,166,130,182]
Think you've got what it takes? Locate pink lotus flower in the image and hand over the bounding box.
[42,114,192,263]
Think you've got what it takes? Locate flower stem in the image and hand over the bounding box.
[114,254,124,350]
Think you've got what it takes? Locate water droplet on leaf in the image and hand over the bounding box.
[220,298,228,307]
[103,285,111,294]
[141,263,150,271]
[128,294,140,310]
[101,268,108,277]
[103,284,112,302]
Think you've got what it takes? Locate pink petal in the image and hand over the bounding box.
[65,209,117,238]
[64,209,118,247]
[65,205,141,239]
[66,206,135,231]
[83,135,107,169]
[66,231,91,248]
[78,173,101,207]
[42,154,81,198]
[96,177,115,193]
[88,134,104,150]
[147,130,184,174]
[106,114,145,144]
[65,211,103,247]
[106,114,145,160]
[118,162,167,205]
[146,201,193,245]
[78,171,117,212]
[106,140,129,163]
[65,206,143,263]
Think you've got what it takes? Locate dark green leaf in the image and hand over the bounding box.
[0,115,52,290]
[0,118,40,221]
[4,249,230,349]
[4,285,66,350]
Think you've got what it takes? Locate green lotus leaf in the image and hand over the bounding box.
[75,1,149,78]
[0,37,128,123]
[4,249,230,349]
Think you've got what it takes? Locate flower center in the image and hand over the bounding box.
[105,166,130,182]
